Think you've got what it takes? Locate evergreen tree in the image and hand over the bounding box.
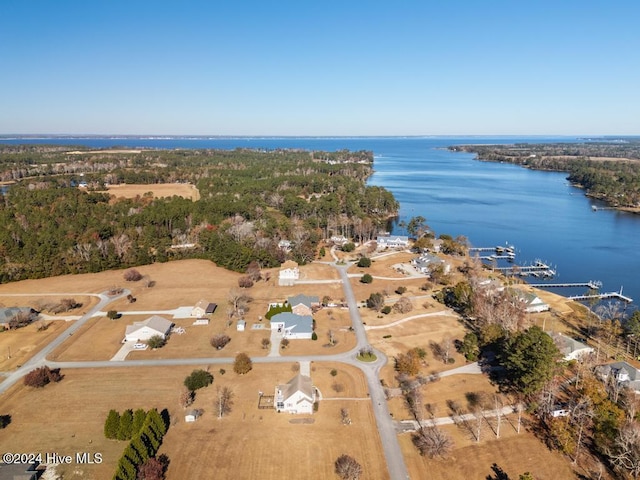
[117,409,134,441]
[132,408,147,435]
[500,326,561,396]
[104,409,121,439]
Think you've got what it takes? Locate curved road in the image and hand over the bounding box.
[1,264,411,479]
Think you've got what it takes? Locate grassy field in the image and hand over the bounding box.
[0,363,386,480]
[102,183,200,201]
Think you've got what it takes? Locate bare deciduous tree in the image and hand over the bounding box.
[214,386,234,419]
[334,454,363,480]
[606,421,640,479]
[412,426,454,458]
[340,408,351,425]
[179,388,194,409]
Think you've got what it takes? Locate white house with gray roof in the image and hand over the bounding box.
[275,373,316,414]
[125,315,173,343]
[548,332,594,361]
[376,235,409,249]
[270,312,313,339]
[596,361,640,394]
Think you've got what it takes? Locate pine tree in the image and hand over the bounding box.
[117,409,134,441]
[104,409,121,439]
[132,408,147,435]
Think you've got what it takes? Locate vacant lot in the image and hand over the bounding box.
[0,320,72,370]
[400,423,578,480]
[103,183,200,201]
[0,363,385,480]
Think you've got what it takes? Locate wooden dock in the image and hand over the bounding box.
[568,290,633,303]
[529,281,602,290]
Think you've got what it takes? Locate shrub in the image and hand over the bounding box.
[360,273,373,284]
[280,338,290,349]
[395,286,407,295]
[219,368,226,375]
[23,366,62,388]
[210,333,231,350]
[184,369,214,391]
[238,276,254,288]
[342,242,355,252]
[381,306,392,315]
[107,310,119,320]
[311,332,318,341]
[357,257,371,268]
[335,454,362,480]
[233,353,253,374]
[146,335,166,349]
[123,269,143,282]
[261,338,271,349]
[330,369,338,377]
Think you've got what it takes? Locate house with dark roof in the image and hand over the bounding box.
[275,373,316,414]
[191,300,217,318]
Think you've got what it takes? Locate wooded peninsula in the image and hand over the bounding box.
[0,146,398,282]
[450,139,640,211]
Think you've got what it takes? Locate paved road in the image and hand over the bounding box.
[1,264,414,478]
[0,289,130,394]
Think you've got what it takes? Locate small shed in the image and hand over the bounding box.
[237,320,246,332]
[185,410,198,422]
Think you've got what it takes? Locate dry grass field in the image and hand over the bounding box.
[401,424,578,480]
[0,363,386,480]
[0,320,72,370]
[102,183,201,201]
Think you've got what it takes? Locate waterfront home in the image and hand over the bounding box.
[411,253,450,275]
[376,235,409,249]
[596,361,640,393]
[511,289,550,313]
[548,332,594,361]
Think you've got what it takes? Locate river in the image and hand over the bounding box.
[2,135,638,309]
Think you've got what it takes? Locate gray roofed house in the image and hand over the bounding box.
[548,332,594,361]
[270,312,313,339]
[275,373,316,414]
[0,462,39,480]
[597,361,640,393]
[125,315,173,343]
[287,294,320,316]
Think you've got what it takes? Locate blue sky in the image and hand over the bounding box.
[1,1,639,135]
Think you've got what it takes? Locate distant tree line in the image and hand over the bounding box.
[451,141,640,209]
[0,146,398,282]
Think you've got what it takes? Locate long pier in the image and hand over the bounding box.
[529,281,602,290]
[569,291,633,303]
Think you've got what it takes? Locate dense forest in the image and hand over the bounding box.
[450,140,640,209]
[0,146,398,282]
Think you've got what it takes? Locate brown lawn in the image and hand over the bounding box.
[401,424,578,480]
[101,183,200,201]
[0,320,72,370]
[0,363,385,480]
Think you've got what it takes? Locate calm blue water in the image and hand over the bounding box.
[2,135,638,308]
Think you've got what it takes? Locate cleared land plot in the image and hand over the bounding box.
[102,183,200,201]
[162,362,386,480]
[0,320,73,370]
[0,363,385,479]
[400,423,577,480]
